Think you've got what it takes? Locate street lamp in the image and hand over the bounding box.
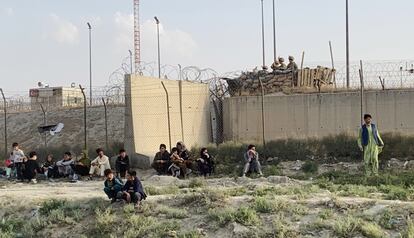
[154,16,161,79]
[345,0,350,88]
[260,0,266,69]
[87,22,93,105]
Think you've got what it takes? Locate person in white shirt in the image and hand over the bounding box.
[10,142,25,180]
[89,148,111,178]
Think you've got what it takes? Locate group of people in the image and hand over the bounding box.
[151,142,215,178]
[3,144,132,183]
[269,56,298,73]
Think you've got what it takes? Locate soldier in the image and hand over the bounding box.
[287,56,298,71]
[271,60,280,72]
[277,57,287,70]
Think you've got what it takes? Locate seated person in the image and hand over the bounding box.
[151,144,171,175]
[176,141,193,175]
[103,169,123,203]
[115,149,130,179]
[23,151,42,183]
[121,170,146,208]
[242,145,263,177]
[42,154,58,178]
[197,148,214,177]
[74,150,91,178]
[168,147,185,178]
[89,148,111,178]
[56,152,75,177]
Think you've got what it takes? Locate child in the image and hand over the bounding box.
[103,169,123,203]
[168,147,183,178]
[4,156,13,179]
[23,151,41,183]
[115,149,130,179]
[10,142,25,181]
[121,171,147,208]
[42,154,57,178]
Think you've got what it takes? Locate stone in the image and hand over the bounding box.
[267,176,290,184]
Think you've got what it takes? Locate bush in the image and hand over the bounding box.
[333,215,361,237]
[39,199,66,216]
[302,160,319,174]
[189,178,205,188]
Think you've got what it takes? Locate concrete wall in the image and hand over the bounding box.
[0,106,125,156]
[223,89,414,142]
[124,75,211,167]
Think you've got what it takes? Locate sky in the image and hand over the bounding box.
[0,0,413,94]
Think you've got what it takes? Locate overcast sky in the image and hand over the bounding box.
[0,0,413,94]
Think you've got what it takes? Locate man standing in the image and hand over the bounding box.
[287,56,298,71]
[242,144,263,177]
[357,114,384,176]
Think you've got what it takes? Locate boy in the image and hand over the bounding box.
[10,142,25,181]
[121,170,146,208]
[23,151,41,183]
[151,144,170,175]
[4,153,13,179]
[103,169,123,203]
[89,148,111,178]
[242,145,263,177]
[168,147,184,178]
[115,149,130,179]
[357,114,384,176]
[56,152,75,177]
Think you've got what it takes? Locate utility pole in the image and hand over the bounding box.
[272,0,277,63]
[154,16,161,78]
[87,22,93,105]
[79,85,87,150]
[0,89,7,158]
[161,82,172,151]
[345,0,350,88]
[40,104,47,149]
[261,0,266,69]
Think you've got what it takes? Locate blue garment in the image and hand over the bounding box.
[361,124,382,146]
[122,177,147,200]
[103,178,123,199]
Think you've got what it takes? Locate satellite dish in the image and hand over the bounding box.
[38,82,44,87]
[71,83,76,88]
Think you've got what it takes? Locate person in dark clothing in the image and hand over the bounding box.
[151,144,171,175]
[74,150,91,177]
[115,149,130,178]
[121,170,146,208]
[42,154,58,178]
[103,169,123,203]
[24,151,41,183]
[176,141,193,175]
[197,148,214,177]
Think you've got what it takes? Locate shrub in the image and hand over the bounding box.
[189,178,205,188]
[254,197,274,213]
[404,218,414,238]
[233,207,261,226]
[360,222,386,238]
[95,208,115,233]
[145,185,180,196]
[302,160,319,174]
[39,199,66,216]
[156,206,188,219]
[333,215,361,237]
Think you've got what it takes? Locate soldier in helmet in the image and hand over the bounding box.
[277,57,287,70]
[271,59,280,72]
[287,56,298,71]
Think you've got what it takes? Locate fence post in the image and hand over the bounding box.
[299,51,305,87]
[359,61,365,125]
[258,76,266,147]
[161,82,172,151]
[0,89,7,158]
[79,85,88,150]
[178,80,184,142]
[102,98,109,151]
[39,104,47,149]
[329,41,336,88]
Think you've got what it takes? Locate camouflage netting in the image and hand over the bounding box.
[225,66,336,96]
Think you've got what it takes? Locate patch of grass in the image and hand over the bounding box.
[95,208,115,234]
[189,178,205,188]
[178,188,227,209]
[379,209,396,229]
[318,209,334,220]
[262,165,282,176]
[223,187,247,197]
[156,205,188,219]
[123,204,135,215]
[403,218,414,238]
[145,185,180,196]
[360,222,386,238]
[208,207,260,227]
[272,214,300,238]
[39,199,66,216]
[333,215,361,237]
[254,197,274,213]
[177,230,205,238]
